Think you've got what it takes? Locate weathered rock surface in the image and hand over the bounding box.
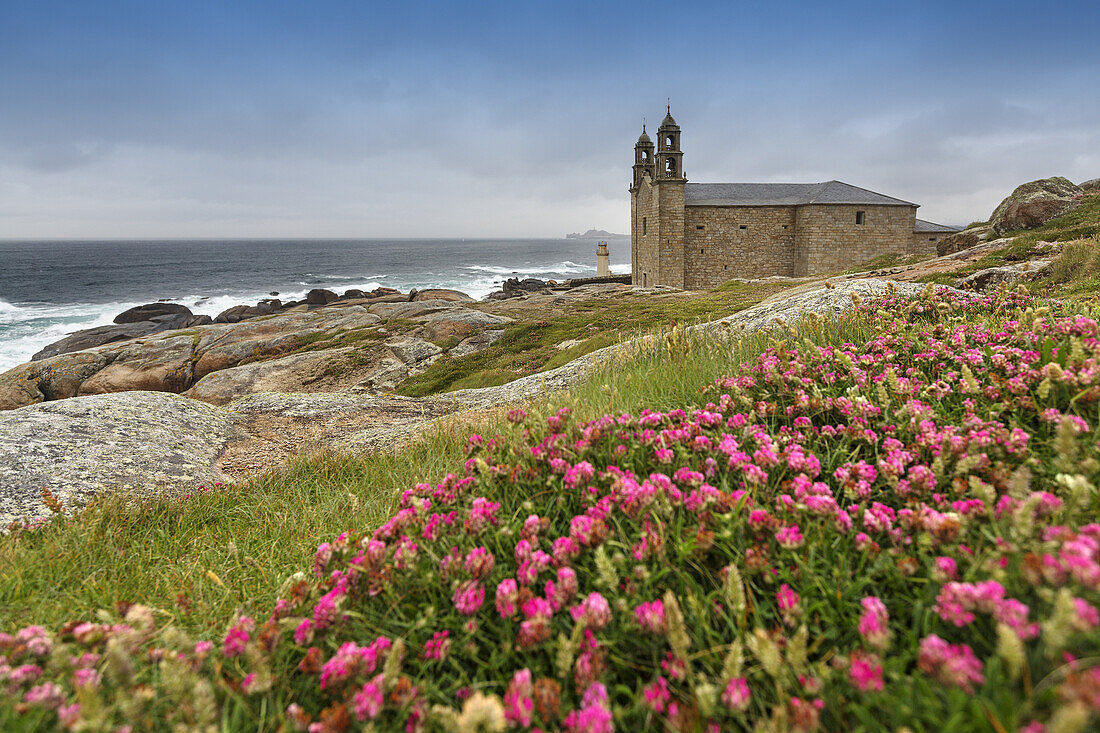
[451,329,505,357]
[387,338,443,367]
[306,288,340,305]
[990,177,1083,236]
[0,392,237,527]
[1080,178,1100,195]
[367,300,459,319]
[413,289,475,303]
[78,336,196,396]
[954,260,1054,291]
[2,307,391,411]
[114,303,193,324]
[31,322,164,361]
[937,225,991,256]
[420,309,513,342]
[351,358,409,393]
[186,348,359,405]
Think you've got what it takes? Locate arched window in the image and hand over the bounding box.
[665,135,674,149]
[641,151,648,161]
[665,158,676,175]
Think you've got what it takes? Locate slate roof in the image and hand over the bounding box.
[684,180,916,207]
[914,218,959,233]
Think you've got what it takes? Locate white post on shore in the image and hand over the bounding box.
[596,241,610,277]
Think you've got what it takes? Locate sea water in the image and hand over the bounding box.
[0,238,631,371]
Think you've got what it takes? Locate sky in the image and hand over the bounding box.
[1,0,1098,238]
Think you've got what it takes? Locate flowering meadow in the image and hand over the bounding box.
[4,286,1100,732]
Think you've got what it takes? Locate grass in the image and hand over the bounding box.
[840,251,935,274]
[1036,235,1100,300]
[397,280,788,397]
[0,298,865,636]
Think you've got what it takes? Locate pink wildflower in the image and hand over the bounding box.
[352,674,385,721]
[775,524,805,549]
[722,677,751,712]
[504,668,534,726]
[849,651,884,692]
[571,592,612,630]
[496,578,520,618]
[857,596,891,651]
[634,599,666,634]
[917,634,985,693]
[222,616,254,658]
[452,580,485,616]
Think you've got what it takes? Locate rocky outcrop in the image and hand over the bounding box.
[186,348,359,405]
[421,309,513,342]
[954,260,1054,292]
[1080,178,1100,195]
[31,322,165,361]
[114,303,193,324]
[937,225,991,256]
[2,307,387,411]
[413,289,474,303]
[32,309,211,361]
[367,300,458,319]
[78,336,196,396]
[451,330,504,357]
[0,392,237,527]
[990,177,1084,236]
[306,288,340,306]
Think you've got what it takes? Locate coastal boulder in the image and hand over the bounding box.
[114,302,193,324]
[954,260,1054,292]
[989,177,1083,236]
[935,225,989,256]
[77,335,196,396]
[186,348,358,404]
[504,278,550,295]
[368,300,458,319]
[306,288,339,306]
[0,367,46,411]
[0,391,237,526]
[31,322,163,360]
[387,338,442,367]
[421,309,513,342]
[413,289,474,303]
[450,329,504,357]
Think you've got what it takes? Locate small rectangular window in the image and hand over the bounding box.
[739,225,747,230]
[856,211,866,225]
[782,225,788,230]
[700,249,704,255]
[929,237,936,241]
[642,217,647,235]
[696,225,704,230]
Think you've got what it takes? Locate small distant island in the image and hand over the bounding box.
[565,228,629,239]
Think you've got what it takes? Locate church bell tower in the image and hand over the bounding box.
[631,124,656,190]
[656,105,685,181]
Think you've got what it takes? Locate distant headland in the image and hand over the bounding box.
[565,229,629,239]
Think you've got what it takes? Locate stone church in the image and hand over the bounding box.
[629,108,957,289]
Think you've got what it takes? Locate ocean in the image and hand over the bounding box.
[0,238,631,371]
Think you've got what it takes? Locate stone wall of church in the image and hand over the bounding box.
[657,182,686,289]
[793,205,917,276]
[631,179,662,287]
[910,233,944,258]
[683,206,796,288]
